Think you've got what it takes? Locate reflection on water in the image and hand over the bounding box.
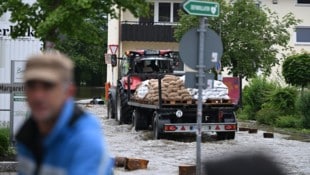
[75,87,104,100]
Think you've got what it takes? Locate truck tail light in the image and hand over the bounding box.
[164,125,177,131]
[124,78,133,85]
[225,124,236,130]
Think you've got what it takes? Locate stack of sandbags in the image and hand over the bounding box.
[206,80,230,99]
[134,75,192,103]
[143,79,160,102]
[162,75,192,101]
[188,80,230,101]
[134,80,149,99]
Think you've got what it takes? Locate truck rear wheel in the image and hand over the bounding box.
[107,98,115,119]
[116,89,132,124]
[227,132,235,140]
[133,109,149,131]
[152,114,162,140]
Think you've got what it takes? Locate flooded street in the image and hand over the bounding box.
[75,87,104,100]
[84,105,310,175]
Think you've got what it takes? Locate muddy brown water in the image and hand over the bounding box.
[75,87,104,100]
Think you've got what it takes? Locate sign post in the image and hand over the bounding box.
[183,0,219,17]
[181,1,220,174]
[196,16,206,175]
[10,60,27,143]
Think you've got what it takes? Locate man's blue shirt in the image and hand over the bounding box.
[16,98,114,175]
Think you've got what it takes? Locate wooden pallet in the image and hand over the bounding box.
[205,98,232,104]
[133,97,197,105]
[163,99,193,105]
[131,98,154,104]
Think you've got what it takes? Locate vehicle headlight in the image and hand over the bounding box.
[176,110,183,118]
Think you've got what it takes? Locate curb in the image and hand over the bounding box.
[0,162,18,172]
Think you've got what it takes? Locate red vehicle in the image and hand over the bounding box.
[108,50,239,140]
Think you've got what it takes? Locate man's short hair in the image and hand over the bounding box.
[24,50,74,83]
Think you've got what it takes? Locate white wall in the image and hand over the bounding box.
[106,10,120,86]
[261,0,310,51]
[121,10,138,22]
[0,10,42,125]
[260,0,310,84]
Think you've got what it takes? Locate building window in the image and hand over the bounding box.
[297,0,310,4]
[139,4,154,24]
[155,2,180,23]
[296,27,310,43]
[159,3,171,22]
[173,3,181,22]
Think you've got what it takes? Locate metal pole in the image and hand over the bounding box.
[10,61,14,145]
[112,66,114,86]
[196,17,206,175]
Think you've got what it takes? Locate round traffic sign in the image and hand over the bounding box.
[179,28,223,70]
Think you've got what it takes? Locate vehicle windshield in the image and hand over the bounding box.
[135,57,174,73]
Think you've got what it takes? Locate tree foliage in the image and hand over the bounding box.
[0,0,148,44]
[0,0,148,85]
[174,0,300,79]
[0,128,9,156]
[56,34,107,86]
[296,91,310,128]
[282,53,310,89]
[242,76,277,119]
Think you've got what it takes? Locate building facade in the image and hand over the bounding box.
[260,0,310,83]
[107,0,183,85]
[0,4,42,130]
[106,0,310,85]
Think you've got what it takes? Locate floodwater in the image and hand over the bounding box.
[75,87,104,100]
[83,105,310,175]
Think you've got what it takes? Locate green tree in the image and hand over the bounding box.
[267,87,298,115]
[282,53,310,90]
[56,35,107,86]
[0,0,148,48]
[53,13,107,86]
[242,76,277,119]
[174,0,300,79]
[296,90,310,128]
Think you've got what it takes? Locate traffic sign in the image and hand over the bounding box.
[179,28,223,70]
[183,0,220,17]
[108,44,118,54]
[184,72,214,89]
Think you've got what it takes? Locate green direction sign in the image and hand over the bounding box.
[183,0,220,17]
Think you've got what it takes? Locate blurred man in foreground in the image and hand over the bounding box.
[16,51,113,175]
[204,153,286,175]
